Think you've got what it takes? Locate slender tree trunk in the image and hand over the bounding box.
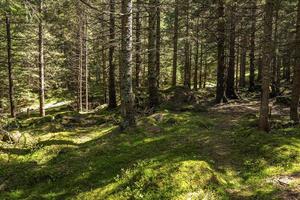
[257,55,263,82]
[6,13,15,118]
[102,49,107,103]
[235,34,240,89]
[135,0,142,89]
[38,0,45,117]
[290,0,300,123]
[226,5,238,99]
[203,54,207,88]
[78,12,83,112]
[216,0,227,103]
[172,0,179,87]
[156,0,161,88]
[199,43,203,89]
[108,0,117,108]
[184,0,191,88]
[259,0,273,132]
[84,16,89,111]
[240,31,247,88]
[148,0,159,107]
[249,0,257,92]
[120,0,136,128]
[271,7,279,97]
[194,20,199,90]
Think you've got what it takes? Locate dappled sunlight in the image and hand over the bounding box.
[1,106,300,199]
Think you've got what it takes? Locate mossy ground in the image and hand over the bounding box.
[0,102,300,200]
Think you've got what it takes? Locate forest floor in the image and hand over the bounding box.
[0,92,300,200]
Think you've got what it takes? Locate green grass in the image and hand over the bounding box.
[0,108,300,200]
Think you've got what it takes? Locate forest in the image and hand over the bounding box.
[0,0,300,199]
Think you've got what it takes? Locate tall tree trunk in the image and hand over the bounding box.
[199,42,203,89]
[239,31,247,88]
[120,0,136,128]
[38,0,45,117]
[271,7,279,97]
[108,0,117,108]
[156,0,161,88]
[6,13,15,118]
[102,49,107,103]
[172,0,179,87]
[235,34,240,89]
[290,0,300,123]
[148,0,159,107]
[249,0,257,92]
[259,0,273,132]
[77,11,83,112]
[226,5,238,99]
[84,16,89,111]
[257,55,262,82]
[203,54,207,88]
[135,0,142,89]
[184,0,191,88]
[194,20,200,90]
[216,0,227,103]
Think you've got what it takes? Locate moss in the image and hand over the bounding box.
[0,107,300,199]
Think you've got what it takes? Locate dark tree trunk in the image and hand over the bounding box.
[249,0,257,92]
[203,54,207,88]
[148,0,159,107]
[6,13,15,118]
[84,16,89,111]
[235,34,240,89]
[239,31,247,88]
[271,8,280,97]
[257,52,262,82]
[172,0,179,87]
[77,8,83,112]
[108,0,117,108]
[259,0,273,132]
[194,20,200,90]
[216,0,227,103]
[135,0,142,89]
[290,0,300,123]
[120,0,136,128]
[38,0,45,117]
[156,0,161,88]
[184,0,191,88]
[226,5,238,99]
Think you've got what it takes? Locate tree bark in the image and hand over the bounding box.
[271,7,280,97]
[156,0,161,88]
[77,8,83,112]
[216,0,227,103]
[249,0,257,92]
[84,15,89,111]
[38,0,45,117]
[194,20,200,90]
[226,4,238,99]
[172,0,179,87]
[239,30,247,88]
[120,0,136,128]
[148,0,159,107]
[259,0,273,132]
[135,0,142,89]
[290,0,300,123]
[6,13,15,118]
[108,0,117,108]
[184,0,191,88]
